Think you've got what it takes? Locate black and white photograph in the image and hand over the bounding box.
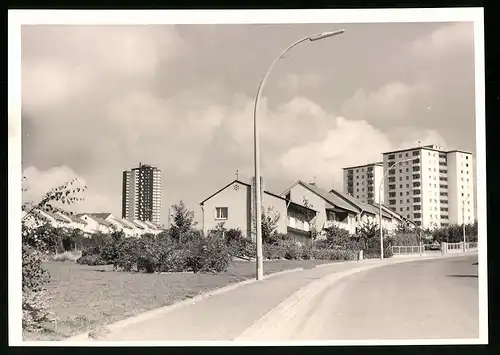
[8,8,487,346]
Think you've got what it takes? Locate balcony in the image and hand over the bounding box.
[287,216,310,232]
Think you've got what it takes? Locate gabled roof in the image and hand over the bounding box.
[117,218,136,229]
[42,209,71,223]
[108,217,133,229]
[78,213,114,227]
[128,219,145,229]
[200,179,316,212]
[373,203,417,226]
[60,212,87,225]
[143,221,158,229]
[282,181,359,214]
[328,190,392,219]
[92,213,113,220]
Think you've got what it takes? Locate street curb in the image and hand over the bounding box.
[63,267,305,342]
[235,252,478,341]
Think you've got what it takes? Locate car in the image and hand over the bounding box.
[428,242,441,251]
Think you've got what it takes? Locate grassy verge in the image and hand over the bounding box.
[23,259,331,341]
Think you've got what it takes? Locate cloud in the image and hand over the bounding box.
[407,22,474,57]
[340,81,431,126]
[22,165,116,214]
[21,25,183,113]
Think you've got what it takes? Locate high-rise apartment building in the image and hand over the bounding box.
[382,144,474,229]
[122,163,162,225]
[342,162,385,204]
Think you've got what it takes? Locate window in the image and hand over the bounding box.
[399,169,402,173]
[400,200,403,204]
[413,182,421,187]
[400,184,403,188]
[414,213,421,219]
[413,166,420,172]
[413,197,421,203]
[413,174,420,179]
[399,177,402,181]
[406,176,409,180]
[405,153,408,157]
[406,191,410,195]
[466,156,469,160]
[399,154,402,158]
[406,199,410,203]
[388,154,395,160]
[215,207,228,220]
[407,207,410,211]
[400,192,403,196]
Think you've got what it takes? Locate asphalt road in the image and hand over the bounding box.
[290,255,479,340]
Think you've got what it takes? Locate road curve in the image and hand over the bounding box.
[289,255,479,340]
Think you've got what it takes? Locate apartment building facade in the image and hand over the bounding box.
[122,163,162,225]
[382,144,475,229]
[343,162,384,204]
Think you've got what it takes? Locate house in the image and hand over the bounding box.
[281,181,361,235]
[281,181,413,236]
[77,214,114,234]
[199,178,317,244]
[55,212,88,231]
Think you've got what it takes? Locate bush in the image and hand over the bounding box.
[263,243,285,260]
[223,228,256,259]
[186,236,231,273]
[52,251,82,262]
[77,253,108,266]
[158,248,190,272]
[313,247,358,261]
[22,246,52,331]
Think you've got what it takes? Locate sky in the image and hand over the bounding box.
[20,21,477,225]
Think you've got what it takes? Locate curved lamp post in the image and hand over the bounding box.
[378,157,414,260]
[253,29,345,280]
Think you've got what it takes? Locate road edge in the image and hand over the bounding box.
[62,266,305,342]
[235,252,478,341]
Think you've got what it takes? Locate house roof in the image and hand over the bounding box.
[373,203,417,225]
[78,213,114,227]
[117,218,136,229]
[200,179,316,212]
[92,213,113,220]
[128,219,145,229]
[328,189,392,219]
[42,209,71,223]
[61,213,88,225]
[143,221,158,229]
[109,217,133,229]
[283,181,359,214]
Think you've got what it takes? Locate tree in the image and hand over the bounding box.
[302,197,319,243]
[21,176,86,331]
[169,201,198,244]
[261,206,281,244]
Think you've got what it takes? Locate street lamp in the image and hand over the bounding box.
[378,157,414,260]
[253,29,345,280]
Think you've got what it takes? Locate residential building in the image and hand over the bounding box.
[447,150,475,225]
[199,178,317,244]
[382,144,475,229]
[281,181,413,236]
[342,162,385,204]
[122,163,162,225]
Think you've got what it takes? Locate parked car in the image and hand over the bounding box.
[428,242,441,251]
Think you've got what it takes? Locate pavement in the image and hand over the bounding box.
[278,254,479,341]
[70,252,478,342]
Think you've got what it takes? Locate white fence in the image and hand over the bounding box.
[442,242,478,254]
[391,245,424,255]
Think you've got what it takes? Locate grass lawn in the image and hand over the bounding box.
[24,259,331,341]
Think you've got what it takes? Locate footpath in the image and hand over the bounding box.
[64,252,477,342]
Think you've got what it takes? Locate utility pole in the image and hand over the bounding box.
[462,200,467,252]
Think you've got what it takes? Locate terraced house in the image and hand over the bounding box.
[200,178,415,245]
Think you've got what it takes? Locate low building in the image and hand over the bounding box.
[199,178,317,244]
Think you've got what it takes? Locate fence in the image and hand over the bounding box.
[442,242,478,254]
[391,245,424,255]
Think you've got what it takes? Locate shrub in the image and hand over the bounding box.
[313,247,358,261]
[187,236,231,273]
[77,253,108,266]
[22,246,52,331]
[263,243,285,260]
[283,240,303,260]
[158,248,190,272]
[52,251,82,262]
